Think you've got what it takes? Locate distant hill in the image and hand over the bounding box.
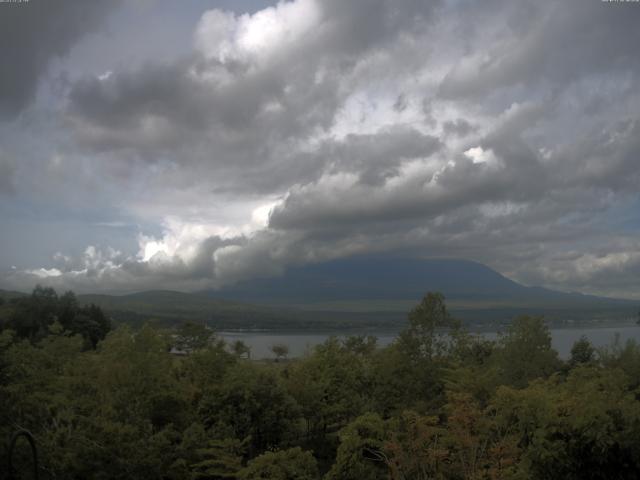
[0,288,306,330]
[1,287,405,330]
[2,257,637,329]
[0,289,28,302]
[75,290,315,330]
[203,257,638,324]
[204,257,628,305]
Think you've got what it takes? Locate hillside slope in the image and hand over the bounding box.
[205,257,631,306]
[201,257,637,325]
[2,257,637,329]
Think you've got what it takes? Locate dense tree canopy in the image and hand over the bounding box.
[1,290,640,478]
[0,286,110,348]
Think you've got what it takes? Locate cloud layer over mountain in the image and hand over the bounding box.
[1,0,640,298]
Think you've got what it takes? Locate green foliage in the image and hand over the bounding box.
[1,286,110,348]
[2,291,640,479]
[270,343,289,361]
[174,321,216,352]
[492,367,640,479]
[598,336,640,388]
[199,363,299,453]
[341,335,377,356]
[568,335,596,367]
[170,423,246,480]
[444,393,521,479]
[374,292,460,414]
[286,337,369,436]
[386,411,451,480]
[368,342,438,415]
[397,292,455,361]
[325,413,388,480]
[494,315,561,388]
[238,447,319,480]
[179,341,237,398]
[8,285,59,341]
[231,339,251,359]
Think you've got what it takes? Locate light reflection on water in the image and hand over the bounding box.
[219,325,640,360]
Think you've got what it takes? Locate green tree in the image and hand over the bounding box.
[287,337,368,437]
[271,343,289,362]
[199,363,299,453]
[179,341,237,400]
[444,393,521,480]
[231,339,251,359]
[69,304,111,349]
[598,336,640,388]
[445,332,499,407]
[58,290,79,330]
[384,411,449,480]
[372,293,455,414]
[492,367,640,479]
[494,315,560,388]
[238,447,319,480]
[90,325,179,426]
[341,335,377,356]
[168,423,245,480]
[568,336,595,368]
[5,287,110,349]
[325,413,388,480]
[175,321,215,352]
[9,285,58,342]
[397,292,455,361]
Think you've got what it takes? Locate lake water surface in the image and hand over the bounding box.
[220,325,640,359]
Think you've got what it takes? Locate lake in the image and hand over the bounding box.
[220,324,640,359]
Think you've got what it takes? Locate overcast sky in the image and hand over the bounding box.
[1,0,640,298]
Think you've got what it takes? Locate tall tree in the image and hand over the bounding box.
[238,447,319,480]
[397,292,456,361]
[494,315,560,388]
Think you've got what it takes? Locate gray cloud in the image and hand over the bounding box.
[438,1,640,100]
[0,155,16,195]
[0,0,119,118]
[2,0,640,298]
[63,0,442,192]
[442,119,476,138]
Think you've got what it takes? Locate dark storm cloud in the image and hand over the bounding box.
[0,0,119,118]
[442,119,476,138]
[67,56,328,149]
[63,0,442,191]
[438,0,640,100]
[269,103,549,231]
[3,0,640,298]
[557,119,640,192]
[0,155,16,195]
[311,127,442,186]
[317,0,440,56]
[65,55,340,193]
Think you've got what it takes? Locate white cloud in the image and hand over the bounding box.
[3,0,640,299]
[195,0,321,66]
[25,268,63,278]
[464,146,499,166]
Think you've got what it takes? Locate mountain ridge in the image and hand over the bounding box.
[203,257,634,307]
[2,257,637,328]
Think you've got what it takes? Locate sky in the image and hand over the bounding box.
[1,0,640,298]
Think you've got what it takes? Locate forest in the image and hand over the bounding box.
[2,288,640,479]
